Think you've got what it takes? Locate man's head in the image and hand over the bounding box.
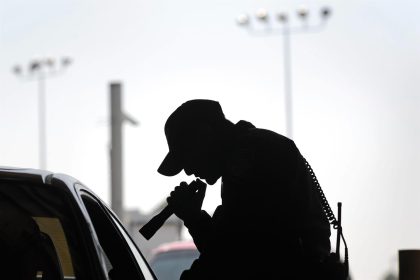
[158,99,228,185]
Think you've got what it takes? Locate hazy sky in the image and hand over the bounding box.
[1,0,419,279]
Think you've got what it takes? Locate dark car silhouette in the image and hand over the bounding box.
[0,167,156,280]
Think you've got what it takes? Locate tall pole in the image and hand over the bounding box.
[399,250,420,280]
[109,82,138,223]
[38,74,47,170]
[283,25,293,139]
[110,83,124,221]
[12,57,72,170]
[236,7,331,140]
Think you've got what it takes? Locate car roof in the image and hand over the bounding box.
[151,240,197,255]
[0,166,52,183]
[0,166,98,204]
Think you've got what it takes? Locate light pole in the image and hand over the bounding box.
[236,7,332,139]
[12,57,72,170]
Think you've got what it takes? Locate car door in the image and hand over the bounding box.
[75,184,156,280]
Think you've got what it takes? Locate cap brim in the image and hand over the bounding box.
[157,151,183,176]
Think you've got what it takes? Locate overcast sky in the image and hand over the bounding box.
[1,0,420,279]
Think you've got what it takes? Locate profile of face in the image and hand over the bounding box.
[181,127,223,185]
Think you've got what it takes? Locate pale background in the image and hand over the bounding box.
[1,0,419,279]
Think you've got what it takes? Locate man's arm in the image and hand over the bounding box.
[184,209,214,253]
[166,180,216,253]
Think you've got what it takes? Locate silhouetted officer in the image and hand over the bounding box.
[158,99,331,279]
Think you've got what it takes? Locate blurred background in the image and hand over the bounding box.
[1,0,419,279]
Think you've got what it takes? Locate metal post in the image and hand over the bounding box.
[38,75,47,169]
[110,83,123,221]
[399,250,420,280]
[12,57,72,170]
[283,25,293,139]
[236,7,331,140]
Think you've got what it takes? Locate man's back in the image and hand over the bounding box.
[186,121,331,279]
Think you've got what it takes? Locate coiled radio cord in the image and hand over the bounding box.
[302,156,349,277]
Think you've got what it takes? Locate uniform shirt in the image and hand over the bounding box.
[182,120,331,279]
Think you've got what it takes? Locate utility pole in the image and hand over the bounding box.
[110,82,138,223]
[12,57,72,169]
[399,250,420,280]
[236,7,332,139]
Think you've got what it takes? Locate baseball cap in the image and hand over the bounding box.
[158,99,225,176]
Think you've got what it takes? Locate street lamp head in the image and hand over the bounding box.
[276,13,288,23]
[297,7,309,20]
[12,65,22,76]
[45,58,55,68]
[61,57,72,67]
[29,60,41,72]
[321,7,332,20]
[236,14,250,26]
[255,8,269,22]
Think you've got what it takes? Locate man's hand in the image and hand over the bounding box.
[167,179,207,224]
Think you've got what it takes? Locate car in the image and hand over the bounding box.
[0,167,157,280]
[149,240,199,280]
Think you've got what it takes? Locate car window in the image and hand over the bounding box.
[0,181,95,280]
[109,215,155,280]
[80,191,154,280]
